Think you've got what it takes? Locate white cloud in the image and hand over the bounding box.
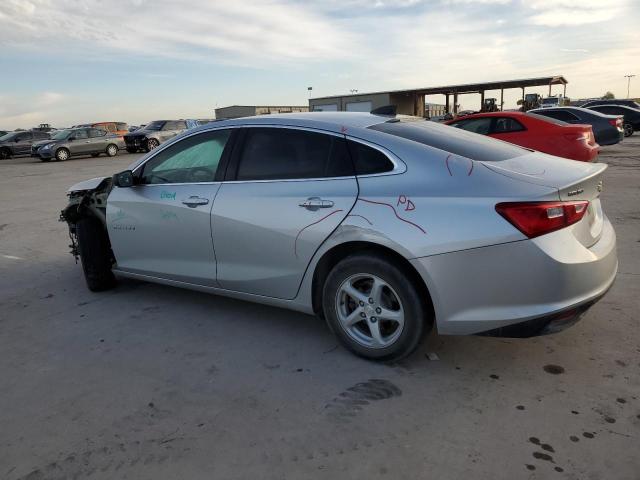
[526,0,627,26]
[0,0,354,65]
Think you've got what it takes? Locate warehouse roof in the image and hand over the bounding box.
[310,76,568,100]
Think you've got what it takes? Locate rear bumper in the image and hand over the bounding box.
[411,216,617,336]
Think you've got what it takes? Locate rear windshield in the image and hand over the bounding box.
[368,119,527,162]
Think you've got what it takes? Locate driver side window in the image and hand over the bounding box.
[140,130,231,185]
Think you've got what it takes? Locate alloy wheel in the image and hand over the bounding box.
[335,273,405,348]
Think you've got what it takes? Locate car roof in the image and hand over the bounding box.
[530,106,615,118]
[198,112,392,134]
[589,104,638,111]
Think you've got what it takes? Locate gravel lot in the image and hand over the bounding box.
[1,139,639,480]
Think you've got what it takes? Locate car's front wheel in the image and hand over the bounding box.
[0,148,11,160]
[55,148,70,161]
[106,144,118,157]
[76,217,116,292]
[322,253,430,361]
[623,122,634,137]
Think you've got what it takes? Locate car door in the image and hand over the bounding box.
[107,128,234,285]
[212,126,358,299]
[14,132,34,155]
[69,129,91,155]
[88,128,108,152]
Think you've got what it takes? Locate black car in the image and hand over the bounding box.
[586,105,640,137]
[580,99,640,109]
[530,106,624,146]
[0,130,51,159]
[123,120,188,153]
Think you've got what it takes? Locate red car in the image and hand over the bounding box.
[445,111,599,162]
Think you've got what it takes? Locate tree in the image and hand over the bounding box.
[603,91,615,99]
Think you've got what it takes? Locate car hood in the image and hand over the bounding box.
[67,176,110,193]
[125,129,155,137]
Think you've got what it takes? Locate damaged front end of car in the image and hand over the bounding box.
[59,176,113,262]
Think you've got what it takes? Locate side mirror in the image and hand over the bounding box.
[113,170,135,188]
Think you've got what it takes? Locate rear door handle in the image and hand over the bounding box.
[299,197,334,209]
[181,196,209,207]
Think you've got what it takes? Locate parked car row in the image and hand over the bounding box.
[0,119,210,161]
[443,100,640,162]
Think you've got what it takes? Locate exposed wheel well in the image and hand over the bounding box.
[311,241,434,321]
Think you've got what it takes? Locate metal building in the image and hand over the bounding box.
[309,76,568,115]
[215,105,309,120]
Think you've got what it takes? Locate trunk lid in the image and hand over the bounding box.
[482,152,606,247]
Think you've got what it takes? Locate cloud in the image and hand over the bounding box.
[526,0,627,26]
[0,0,354,66]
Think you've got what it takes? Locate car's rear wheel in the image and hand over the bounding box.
[76,217,116,292]
[0,148,11,160]
[145,138,159,152]
[322,253,430,361]
[623,122,634,137]
[126,147,138,154]
[55,148,70,161]
[106,144,118,157]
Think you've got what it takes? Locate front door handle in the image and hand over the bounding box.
[181,196,209,208]
[299,197,334,209]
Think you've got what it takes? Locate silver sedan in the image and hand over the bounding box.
[60,113,617,360]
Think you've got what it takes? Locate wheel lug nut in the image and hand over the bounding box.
[375,307,381,314]
[359,301,364,306]
[370,317,377,323]
[368,298,374,304]
[360,312,366,318]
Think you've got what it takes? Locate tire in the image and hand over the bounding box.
[126,147,138,154]
[91,153,100,158]
[623,123,634,137]
[55,148,70,161]
[76,217,116,292]
[322,253,431,361]
[145,138,159,152]
[0,148,11,160]
[106,144,118,157]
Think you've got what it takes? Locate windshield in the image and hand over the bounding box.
[369,118,527,162]
[144,121,165,131]
[0,132,17,142]
[51,129,73,140]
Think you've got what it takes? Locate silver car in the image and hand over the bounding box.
[60,113,617,360]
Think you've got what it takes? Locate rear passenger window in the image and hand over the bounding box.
[236,128,353,180]
[492,117,525,133]
[346,140,394,175]
[89,128,107,138]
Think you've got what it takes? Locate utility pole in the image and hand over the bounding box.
[624,75,635,99]
[349,89,358,94]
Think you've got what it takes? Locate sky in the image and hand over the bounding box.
[0,0,639,129]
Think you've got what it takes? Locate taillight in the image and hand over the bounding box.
[495,201,589,238]
[608,119,617,127]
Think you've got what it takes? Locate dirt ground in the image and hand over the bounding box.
[1,138,639,480]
